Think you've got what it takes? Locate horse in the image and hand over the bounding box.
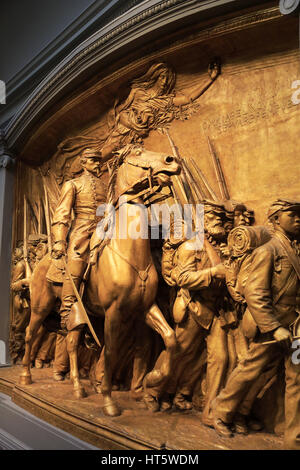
[19,145,181,417]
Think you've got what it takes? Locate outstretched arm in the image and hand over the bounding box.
[172,59,221,107]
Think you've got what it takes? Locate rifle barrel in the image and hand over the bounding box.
[207,137,229,200]
[43,179,52,254]
[23,196,32,278]
[190,158,217,201]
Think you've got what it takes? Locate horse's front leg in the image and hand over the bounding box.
[100,302,122,417]
[144,303,177,388]
[66,328,87,398]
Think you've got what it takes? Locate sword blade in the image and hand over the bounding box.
[62,257,101,348]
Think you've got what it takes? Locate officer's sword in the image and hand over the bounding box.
[62,257,101,348]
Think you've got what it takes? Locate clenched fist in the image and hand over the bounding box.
[273,326,292,348]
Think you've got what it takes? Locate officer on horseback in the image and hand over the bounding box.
[51,148,108,330]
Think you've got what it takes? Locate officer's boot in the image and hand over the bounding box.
[60,259,87,330]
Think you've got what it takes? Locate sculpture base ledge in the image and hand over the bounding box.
[0,366,283,450]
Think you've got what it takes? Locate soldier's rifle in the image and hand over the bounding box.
[23,196,32,279]
[207,136,230,201]
[163,128,194,202]
[262,336,300,346]
[42,177,52,254]
[164,131,221,267]
[190,158,217,201]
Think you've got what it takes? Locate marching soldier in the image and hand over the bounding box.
[143,201,228,411]
[212,199,300,449]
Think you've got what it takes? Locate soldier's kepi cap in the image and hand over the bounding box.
[202,199,225,214]
[268,199,300,219]
[81,148,102,158]
[28,234,48,246]
[223,200,248,214]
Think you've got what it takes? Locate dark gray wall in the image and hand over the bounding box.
[0,0,96,83]
[0,0,143,126]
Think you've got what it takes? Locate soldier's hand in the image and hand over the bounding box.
[52,241,67,259]
[273,327,292,347]
[21,278,30,288]
[219,245,230,258]
[13,279,30,290]
[211,263,226,279]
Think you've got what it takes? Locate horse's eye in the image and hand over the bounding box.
[165,156,174,164]
[135,149,142,156]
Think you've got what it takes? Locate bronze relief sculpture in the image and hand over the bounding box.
[5,48,300,451]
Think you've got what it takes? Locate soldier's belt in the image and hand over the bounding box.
[76,214,103,221]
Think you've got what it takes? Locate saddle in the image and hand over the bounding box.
[46,257,65,284]
[46,231,108,284]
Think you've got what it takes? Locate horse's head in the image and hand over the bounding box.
[112,145,181,203]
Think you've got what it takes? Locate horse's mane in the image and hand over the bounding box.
[106,144,141,205]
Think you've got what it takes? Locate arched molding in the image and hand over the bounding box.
[4,0,272,158]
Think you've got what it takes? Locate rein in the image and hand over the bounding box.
[111,156,171,210]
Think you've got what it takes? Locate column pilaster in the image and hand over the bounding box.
[0,130,15,366]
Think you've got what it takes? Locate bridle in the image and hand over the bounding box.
[112,154,172,211]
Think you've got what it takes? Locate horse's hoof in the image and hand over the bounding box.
[19,375,32,386]
[102,401,121,417]
[74,387,87,399]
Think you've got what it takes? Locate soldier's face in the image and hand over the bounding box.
[36,243,48,260]
[82,157,101,176]
[278,210,300,237]
[234,210,248,227]
[204,210,226,239]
